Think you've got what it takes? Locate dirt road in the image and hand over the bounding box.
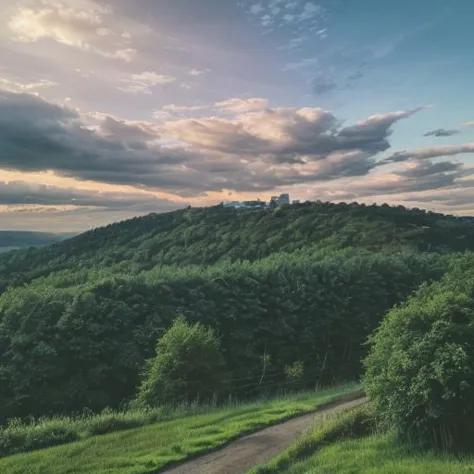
[162,395,367,474]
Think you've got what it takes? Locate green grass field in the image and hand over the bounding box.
[0,383,360,474]
[251,404,474,474]
[270,433,474,474]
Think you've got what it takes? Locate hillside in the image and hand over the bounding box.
[1,201,474,292]
[1,201,474,470]
[0,231,72,254]
[0,201,470,422]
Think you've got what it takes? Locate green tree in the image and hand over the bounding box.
[364,279,474,451]
[137,316,227,406]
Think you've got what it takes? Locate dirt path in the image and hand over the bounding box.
[162,395,367,474]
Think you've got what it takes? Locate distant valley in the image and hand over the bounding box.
[0,231,74,253]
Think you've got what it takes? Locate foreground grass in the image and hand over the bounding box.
[251,403,474,474]
[0,383,360,474]
[0,402,229,457]
[271,434,474,474]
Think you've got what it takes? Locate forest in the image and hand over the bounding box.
[1,201,474,454]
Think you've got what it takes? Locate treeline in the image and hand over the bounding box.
[0,247,452,422]
[2,202,474,294]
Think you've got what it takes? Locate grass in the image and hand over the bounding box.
[270,434,474,474]
[0,383,360,474]
[250,402,474,474]
[0,399,249,457]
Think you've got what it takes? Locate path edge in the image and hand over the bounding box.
[156,388,365,474]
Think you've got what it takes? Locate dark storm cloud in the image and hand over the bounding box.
[424,128,460,137]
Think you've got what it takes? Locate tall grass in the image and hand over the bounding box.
[250,401,375,474]
[0,384,361,474]
[0,398,229,457]
[0,382,361,458]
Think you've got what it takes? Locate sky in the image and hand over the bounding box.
[1,0,474,232]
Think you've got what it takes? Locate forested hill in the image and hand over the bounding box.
[1,201,474,290]
[1,200,474,421]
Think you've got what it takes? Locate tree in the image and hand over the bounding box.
[136,316,227,406]
[364,280,474,451]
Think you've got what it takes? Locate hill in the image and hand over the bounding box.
[0,231,72,254]
[0,201,470,422]
[1,201,474,292]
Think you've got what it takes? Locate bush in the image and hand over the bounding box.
[363,278,474,451]
[137,316,228,406]
[284,361,304,390]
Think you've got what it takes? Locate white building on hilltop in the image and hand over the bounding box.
[223,200,266,210]
[270,193,291,207]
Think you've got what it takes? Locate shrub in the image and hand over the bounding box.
[136,316,228,406]
[363,281,474,451]
[284,361,304,390]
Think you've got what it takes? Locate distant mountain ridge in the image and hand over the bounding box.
[0,231,74,253]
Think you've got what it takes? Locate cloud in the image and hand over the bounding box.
[250,3,264,15]
[0,180,184,212]
[7,0,138,61]
[384,144,474,163]
[299,2,322,21]
[0,77,58,93]
[2,91,461,201]
[277,35,308,50]
[107,48,136,62]
[163,104,207,112]
[132,71,176,85]
[0,91,196,192]
[462,121,474,127]
[97,115,161,142]
[215,97,269,114]
[165,105,428,168]
[293,158,471,204]
[189,68,210,76]
[241,0,325,46]
[424,128,460,137]
[394,160,463,178]
[118,71,176,94]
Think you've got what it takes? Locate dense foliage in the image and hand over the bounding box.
[2,202,474,293]
[364,254,474,451]
[0,247,450,421]
[2,203,474,424]
[137,317,227,405]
